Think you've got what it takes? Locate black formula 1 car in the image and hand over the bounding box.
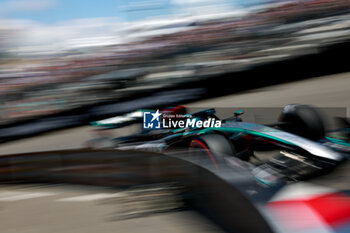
[87,104,350,184]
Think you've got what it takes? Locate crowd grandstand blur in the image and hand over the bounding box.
[1,0,350,125]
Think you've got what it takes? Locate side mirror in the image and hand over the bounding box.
[234,110,244,117]
[234,110,244,122]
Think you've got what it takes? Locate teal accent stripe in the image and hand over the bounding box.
[200,127,296,146]
[326,137,350,147]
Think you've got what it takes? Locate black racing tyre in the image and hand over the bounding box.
[279,104,325,141]
[189,134,236,170]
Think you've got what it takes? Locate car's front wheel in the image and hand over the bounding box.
[189,134,236,170]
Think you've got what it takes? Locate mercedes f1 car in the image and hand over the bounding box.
[87,104,350,184]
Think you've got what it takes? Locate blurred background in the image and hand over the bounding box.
[1,0,350,130]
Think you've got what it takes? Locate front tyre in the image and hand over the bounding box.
[189,134,236,170]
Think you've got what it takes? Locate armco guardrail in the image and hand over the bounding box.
[0,149,273,233]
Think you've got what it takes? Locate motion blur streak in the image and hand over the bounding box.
[268,193,350,232]
[1,0,350,127]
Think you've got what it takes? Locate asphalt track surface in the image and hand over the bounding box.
[0,184,224,233]
[0,72,349,232]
